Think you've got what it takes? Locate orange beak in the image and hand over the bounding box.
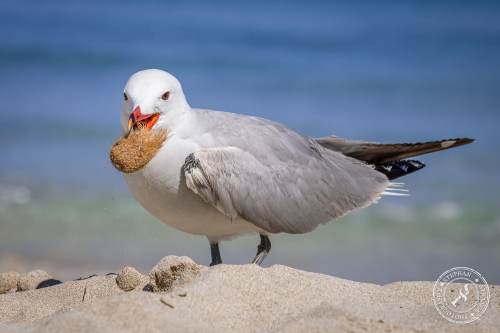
[128,106,160,131]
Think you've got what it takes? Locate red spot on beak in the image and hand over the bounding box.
[131,106,151,122]
[128,106,160,132]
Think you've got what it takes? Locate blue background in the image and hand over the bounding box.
[1,0,499,283]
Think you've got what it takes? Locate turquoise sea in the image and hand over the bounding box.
[1,0,499,283]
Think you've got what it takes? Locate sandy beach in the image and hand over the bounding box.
[0,256,498,333]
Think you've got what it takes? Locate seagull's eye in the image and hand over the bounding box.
[161,91,170,101]
[123,93,128,101]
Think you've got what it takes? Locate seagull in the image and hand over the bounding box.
[117,69,473,266]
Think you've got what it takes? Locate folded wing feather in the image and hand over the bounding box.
[183,146,388,234]
[315,136,474,164]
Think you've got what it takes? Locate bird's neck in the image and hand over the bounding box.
[157,104,191,134]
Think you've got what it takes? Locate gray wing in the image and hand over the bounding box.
[316,136,474,164]
[182,145,388,234]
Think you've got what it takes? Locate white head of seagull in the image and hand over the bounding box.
[121,69,190,134]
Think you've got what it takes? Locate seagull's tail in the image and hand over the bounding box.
[316,136,474,180]
[382,182,410,196]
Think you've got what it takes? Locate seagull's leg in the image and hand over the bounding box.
[251,234,271,265]
[209,241,222,266]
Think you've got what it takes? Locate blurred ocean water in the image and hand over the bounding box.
[0,0,499,283]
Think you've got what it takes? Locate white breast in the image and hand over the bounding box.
[123,135,262,241]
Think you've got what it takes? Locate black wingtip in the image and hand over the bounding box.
[447,137,475,146]
[375,159,426,180]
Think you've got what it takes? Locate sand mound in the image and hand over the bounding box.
[0,272,20,294]
[116,266,148,291]
[110,127,167,173]
[0,256,498,333]
[17,270,59,292]
[149,256,202,292]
